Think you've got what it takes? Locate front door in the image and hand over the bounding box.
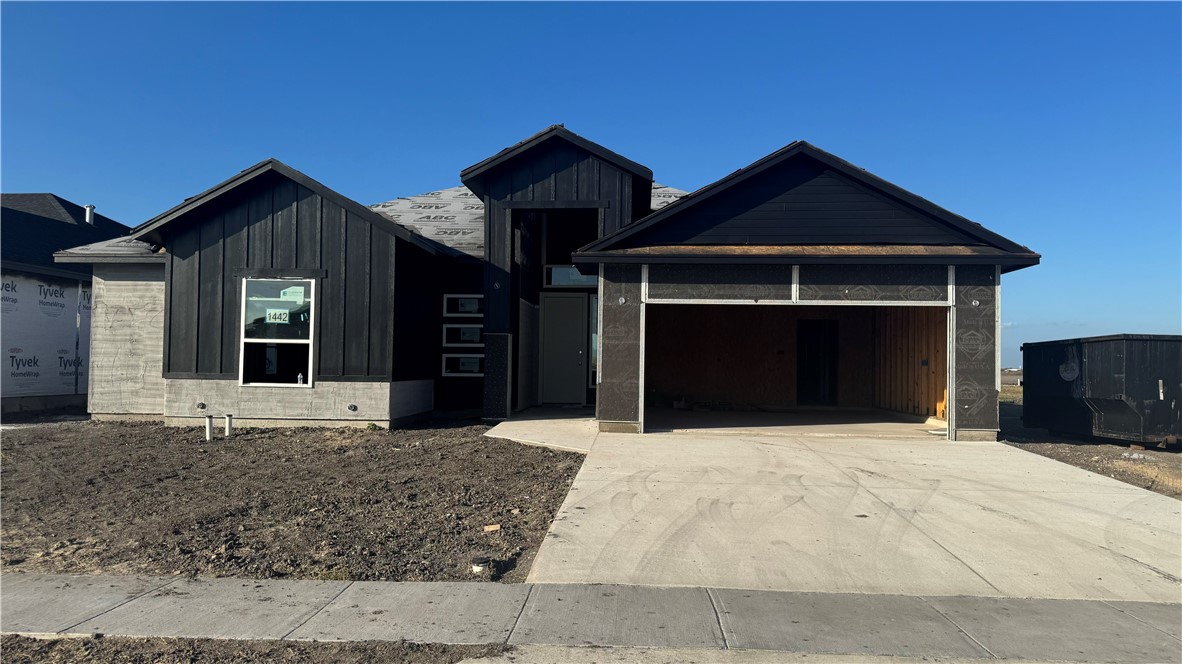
[541,293,587,404]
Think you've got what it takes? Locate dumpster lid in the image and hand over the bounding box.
[1022,333,1182,349]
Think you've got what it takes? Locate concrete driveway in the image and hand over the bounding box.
[527,432,1182,602]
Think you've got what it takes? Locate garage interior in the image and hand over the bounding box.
[644,304,948,433]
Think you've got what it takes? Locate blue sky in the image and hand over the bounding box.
[3,2,1179,366]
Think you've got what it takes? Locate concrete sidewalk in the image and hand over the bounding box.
[2,574,1179,663]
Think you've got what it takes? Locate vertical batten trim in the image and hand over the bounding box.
[362,223,372,376]
[192,230,201,374]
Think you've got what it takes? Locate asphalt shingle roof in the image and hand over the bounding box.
[1,193,129,277]
[370,183,688,258]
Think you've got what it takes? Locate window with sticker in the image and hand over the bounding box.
[241,278,314,386]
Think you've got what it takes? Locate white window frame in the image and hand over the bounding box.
[443,293,484,317]
[443,324,484,348]
[239,277,316,388]
[442,353,484,377]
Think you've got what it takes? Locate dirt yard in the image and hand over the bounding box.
[1,420,582,582]
[0,634,504,664]
[1000,387,1182,500]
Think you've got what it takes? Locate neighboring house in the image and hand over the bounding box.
[1,194,128,413]
[57,126,1039,440]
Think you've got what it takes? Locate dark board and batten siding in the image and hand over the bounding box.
[472,140,650,419]
[164,173,421,381]
[482,140,645,330]
[489,140,642,236]
[617,160,981,248]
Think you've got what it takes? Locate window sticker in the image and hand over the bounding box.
[279,286,305,305]
[265,308,290,324]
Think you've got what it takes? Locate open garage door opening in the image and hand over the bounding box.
[643,304,948,437]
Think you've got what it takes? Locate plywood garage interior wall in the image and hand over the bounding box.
[873,307,947,420]
[644,304,948,419]
[644,305,876,411]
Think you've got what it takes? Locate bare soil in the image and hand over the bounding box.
[0,634,505,664]
[1,420,582,582]
[1000,388,1182,500]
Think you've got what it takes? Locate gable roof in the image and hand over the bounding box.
[130,158,441,255]
[1,193,129,278]
[460,124,653,186]
[576,141,1039,271]
[370,183,688,259]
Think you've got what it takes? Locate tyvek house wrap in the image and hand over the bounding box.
[1,273,91,397]
[370,184,687,258]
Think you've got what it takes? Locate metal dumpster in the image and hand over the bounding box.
[1021,334,1181,444]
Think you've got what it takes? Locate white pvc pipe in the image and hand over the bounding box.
[204,416,213,442]
[224,414,233,437]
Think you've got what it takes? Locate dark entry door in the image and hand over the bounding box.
[797,320,839,406]
[541,293,587,404]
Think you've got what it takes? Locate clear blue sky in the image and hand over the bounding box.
[3,2,1179,366]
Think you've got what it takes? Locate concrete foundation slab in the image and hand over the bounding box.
[1107,601,1182,640]
[509,584,724,649]
[712,589,989,657]
[528,432,1182,601]
[287,581,528,644]
[66,577,348,640]
[0,573,171,634]
[925,596,1182,663]
[485,409,598,453]
[646,408,940,439]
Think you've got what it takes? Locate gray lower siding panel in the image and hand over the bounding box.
[952,265,999,435]
[89,265,166,415]
[647,264,794,301]
[165,378,432,423]
[798,265,947,302]
[598,264,642,424]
